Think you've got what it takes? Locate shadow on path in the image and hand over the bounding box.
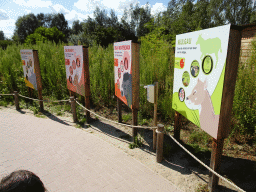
[86,118,256,192]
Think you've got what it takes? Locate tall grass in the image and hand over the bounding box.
[0,38,255,142]
[232,38,256,140]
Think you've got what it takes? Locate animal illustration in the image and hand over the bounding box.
[121,72,132,108]
[186,78,219,138]
[196,34,222,68]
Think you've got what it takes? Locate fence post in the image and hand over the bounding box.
[70,96,78,123]
[174,111,181,140]
[117,98,122,123]
[153,82,158,151]
[38,89,44,112]
[156,124,164,163]
[14,91,20,110]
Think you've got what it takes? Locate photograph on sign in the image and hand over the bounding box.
[20,49,38,90]
[172,24,231,139]
[64,46,85,96]
[114,40,132,108]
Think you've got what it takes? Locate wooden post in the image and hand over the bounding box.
[83,46,91,123]
[156,124,164,163]
[208,138,224,191]
[208,26,242,191]
[174,111,181,140]
[38,89,43,112]
[14,91,20,110]
[153,82,158,151]
[132,108,138,139]
[70,96,78,123]
[131,42,140,140]
[117,98,122,123]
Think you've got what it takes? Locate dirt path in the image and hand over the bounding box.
[1,105,255,192]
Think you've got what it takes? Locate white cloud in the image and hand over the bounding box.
[13,0,52,8]
[50,4,69,14]
[66,10,93,23]
[0,19,16,38]
[151,3,166,16]
[74,0,138,13]
[0,9,9,20]
[74,0,104,12]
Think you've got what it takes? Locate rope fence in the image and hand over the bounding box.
[0,92,246,192]
[75,100,157,130]
[0,94,14,96]
[167,132,246,192]
[18,94,70,103]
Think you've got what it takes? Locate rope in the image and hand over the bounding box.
[167,132,246,192]
[0,94,14,96]
[18,94,70,103]
[75,100,157,130]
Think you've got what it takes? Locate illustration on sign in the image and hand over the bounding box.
[20,49,37,90]
[172,24,231,139]
[114,40,132,108]
[64,46,85,96]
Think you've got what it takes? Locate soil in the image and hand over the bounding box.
[1,103,255,192]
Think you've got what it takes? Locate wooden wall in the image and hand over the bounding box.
[240,25,256,65]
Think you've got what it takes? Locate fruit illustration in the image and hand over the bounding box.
[120,60,124,72]
[76,58,81,68]
[69,66,73,75]
[180,59,184,68]
[118,68,121,79]
[124,57,128,70]
[65,59,70,65]
[72,60,76,70]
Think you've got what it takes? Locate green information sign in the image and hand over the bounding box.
[172,24,231,139]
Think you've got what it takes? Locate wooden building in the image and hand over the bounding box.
[240,24,256,65]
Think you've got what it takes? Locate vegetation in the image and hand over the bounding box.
[0,0,255,146]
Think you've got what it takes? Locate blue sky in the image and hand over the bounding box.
[0,0,169,39]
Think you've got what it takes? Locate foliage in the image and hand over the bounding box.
[0,31,4,40]
[232,35,256,138]
[0,40,13,50]
[13,13,70,44]
[129,135,143,149]
[25,27,65,44]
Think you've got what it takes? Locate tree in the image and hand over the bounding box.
[224,0,255,25]
[25,26,65,44]
[13,13,40,43]
[71,20,83,35]
[0,31,4,40]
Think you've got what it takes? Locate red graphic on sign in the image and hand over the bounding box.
[180,59,184,68]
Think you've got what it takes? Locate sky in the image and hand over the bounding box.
[0,0,169,39]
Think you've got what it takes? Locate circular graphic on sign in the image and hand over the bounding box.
[65,59,70,65]
[76,58,80,68]
[69,76,72,84]
[120,60,124,72]
[69,66,73,75]
[202,55,213,74]
[180,59,185,68]
[29,59,32,67]
[179,88,185,102]
[72,60,76,70]
[117,79,120,90]
[182,71,190,87]
[190,60,200,77]
[124,57,128,70]
[118,68,121,79]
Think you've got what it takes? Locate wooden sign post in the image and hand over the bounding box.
[208,25,242,191]
[20,49,43,111]
[153,82,158,151]
[64,46,91,123]
[171,24,242,191]
[114,41,140,140]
